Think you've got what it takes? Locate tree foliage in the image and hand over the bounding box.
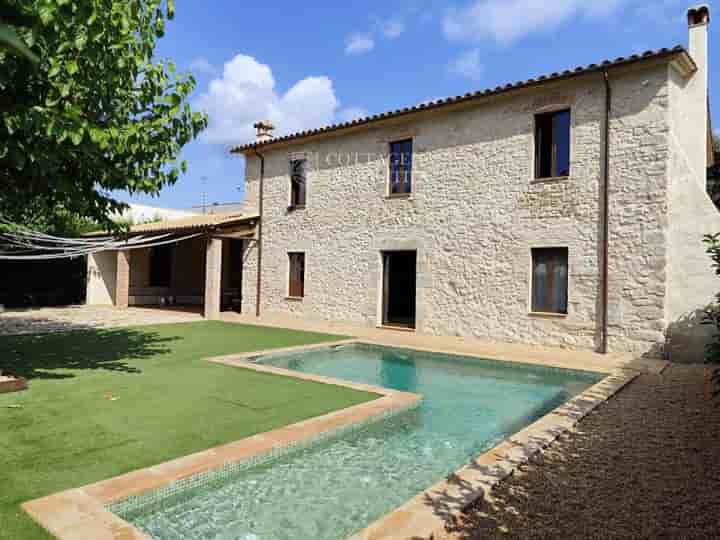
[0,1,40,63]
[0,0,207,232]
[702,233,720,392]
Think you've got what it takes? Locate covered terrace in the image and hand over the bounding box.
[86,213,258,319]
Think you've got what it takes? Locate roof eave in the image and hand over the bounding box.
[82,214,260,238]
[670,52,698,78]
[231,47,693,156]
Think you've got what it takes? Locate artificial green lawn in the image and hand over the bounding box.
[0,321,372,539]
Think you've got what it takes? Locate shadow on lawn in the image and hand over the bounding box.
[0,327,178,380]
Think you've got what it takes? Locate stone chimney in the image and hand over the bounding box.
[253,120,275,142]
[688,5,709,90]
[687,5,711,168]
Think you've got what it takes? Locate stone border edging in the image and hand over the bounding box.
[21,339,421,540]
[21,337,634,540]
[349,368,638,540]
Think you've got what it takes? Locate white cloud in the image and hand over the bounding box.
[345,34,375,55]
[634,1,687,27]
[189,56,218,76]
[443,0,628,44]
[448,49,483,80]
[195,54,341,145]
[382,20,405,38]
[337,107,369,123]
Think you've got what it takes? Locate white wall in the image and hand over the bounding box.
[666,22,720,362]
[86,251,116,306]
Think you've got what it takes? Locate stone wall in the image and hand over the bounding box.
[240,60,686,356]
[115,250,130,309]
[604,66,671,355]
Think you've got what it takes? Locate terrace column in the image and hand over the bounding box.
[115,250,130,309]
[204,237,223,319]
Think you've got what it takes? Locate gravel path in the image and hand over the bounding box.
[450,364,720,540]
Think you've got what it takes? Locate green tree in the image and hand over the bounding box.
[0,0,207,232]
[0,1,39,63]
[702,233,720,393]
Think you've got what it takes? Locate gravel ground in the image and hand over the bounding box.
[449,364,720,540]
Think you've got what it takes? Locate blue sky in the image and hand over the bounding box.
[119,0,720,210]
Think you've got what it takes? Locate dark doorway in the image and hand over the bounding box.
[149,245,173,287]
[221,239,244,312]
[382,251,416,329]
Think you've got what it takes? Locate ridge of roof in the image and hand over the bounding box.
[232,45,692,154]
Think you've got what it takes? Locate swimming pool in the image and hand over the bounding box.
[112,343,602,539]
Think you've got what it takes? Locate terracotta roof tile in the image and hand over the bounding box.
[85,213,259,237]
[232,46,693,154]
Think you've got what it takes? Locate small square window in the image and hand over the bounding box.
[531,248,568,314]
[289,158,307,208]
[288,252,305,298]
[389,139,413,194]
[535,110,570,179]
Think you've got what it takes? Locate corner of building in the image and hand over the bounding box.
[665,5,720,363]
[86,251,118,306]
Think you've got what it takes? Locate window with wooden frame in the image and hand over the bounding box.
[288,252,305,298]
[388,139,413,195]
[531,247,568,314]
[149,245,173,287]
[289,158,307,208]
[534,109,571,179]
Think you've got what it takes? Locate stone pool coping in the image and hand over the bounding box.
[21,339,420,540]
[349,366,638,540]
[22,338,637,540]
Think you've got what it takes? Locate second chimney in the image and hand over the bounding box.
[687,5,710,78]
[254,120,275,142]
[687,5,712,170]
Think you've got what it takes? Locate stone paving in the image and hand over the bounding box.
[0,306,668,375]
[0,305,202,336]
[222,312,668,375]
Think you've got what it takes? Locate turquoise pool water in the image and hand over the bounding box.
[117,344,602,540]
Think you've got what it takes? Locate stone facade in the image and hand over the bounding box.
[204,238,223,319]
[115,250,130,309]
[239,51,719,359]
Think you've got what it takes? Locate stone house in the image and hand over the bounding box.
[88,6,718,361]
